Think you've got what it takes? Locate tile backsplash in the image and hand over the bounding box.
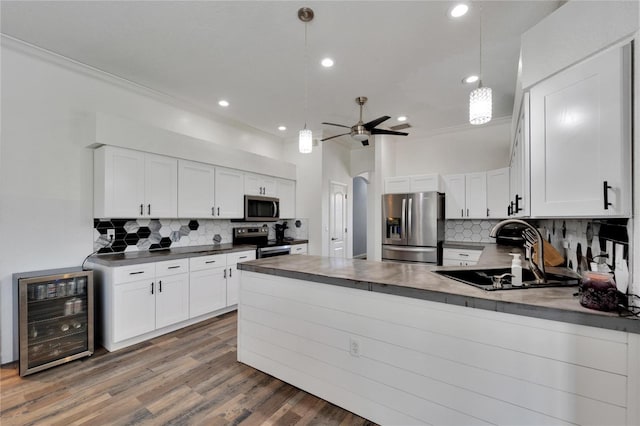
[445,219,503,243]
[94,218,309,253]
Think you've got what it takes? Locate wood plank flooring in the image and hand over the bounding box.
[0,312,376,426]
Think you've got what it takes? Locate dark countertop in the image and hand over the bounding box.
[238,253,640,334]
[86,243,258,267]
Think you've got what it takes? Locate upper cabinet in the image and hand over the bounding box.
[277,179,296,219]
[215,168,244,218]
[443,170,508,220]
[244,173,277,197]
[486,168,510,219]
[529,44,632,218]
[178,160,216,218]
[94,146,177,218]
[508,94,531,218]
[464,172,487,219]
[384,174,441,194]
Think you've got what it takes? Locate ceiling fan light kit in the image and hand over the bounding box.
[469,6,492,125]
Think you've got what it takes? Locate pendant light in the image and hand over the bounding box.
[469,6,492,125]
[298,7,314,153]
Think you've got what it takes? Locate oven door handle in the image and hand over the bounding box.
[259,245,292,253]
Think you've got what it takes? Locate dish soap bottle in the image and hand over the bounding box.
[510,253,523,287]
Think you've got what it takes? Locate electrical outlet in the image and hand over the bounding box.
[349,337,360,357]
[106,229,115,241]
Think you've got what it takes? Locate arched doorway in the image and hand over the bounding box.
[352,175,368,259]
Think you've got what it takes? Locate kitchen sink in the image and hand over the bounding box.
[436,267,580,291]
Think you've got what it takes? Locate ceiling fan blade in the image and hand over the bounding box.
[321,132,350,141]
[363,116,391,130]
[322,122,351,129]
[361,139,369,146]
[370,128,409,136]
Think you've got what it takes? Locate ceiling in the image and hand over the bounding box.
[1,1,560,145]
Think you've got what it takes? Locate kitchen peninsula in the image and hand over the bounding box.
[237,255,640,426]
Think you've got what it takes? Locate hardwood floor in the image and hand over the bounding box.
[0,312,375,426]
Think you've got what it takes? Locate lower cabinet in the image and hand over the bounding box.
[442,248,483,267]
[89,249,255,352]
[291,243,308,255]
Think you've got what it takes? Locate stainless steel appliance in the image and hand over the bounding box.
[243,195,279,222]
[233,226,291,258]
[382,191,445,264]
[13,267,94,376]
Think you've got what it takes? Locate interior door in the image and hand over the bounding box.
[329,182,347,258]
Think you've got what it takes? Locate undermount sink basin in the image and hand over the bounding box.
[436,268,580,291]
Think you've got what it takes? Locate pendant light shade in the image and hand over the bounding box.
[469,85,492,125]
[469,6,492,125]
[298,128,313,153]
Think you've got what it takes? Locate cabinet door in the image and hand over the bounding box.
[113,280,155,343]
[510,94,530,217]
[95,146,145,218]
[486,168,509,219]
[189,267,227,318]
[292,244,308,255]
[530,45,631,217]
[277,179,296,219]
[178,160,216,218]
[226,251,256,306]
[262,176,278,197]
[410,174,441,193]
[465,172,487,219]
[443,174,465,219]
[243,173,262,196]
[384,177,410,194]
[144,153,178,218]
[215,168,244,218]
[156,273,189,328]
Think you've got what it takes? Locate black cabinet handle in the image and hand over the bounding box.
[212,207,215,216]
[148,204,151,215]
[461,208,463,217]
[239,256,247,259]
[603,181,612,210]
[515,194,522,212]
[508,203,513,216]
[205,260,216,264]
[129,271,145,275]
[229,268,232,278]
[486,208,489,217]
[140,204,144,215]
[466,208,469,217]
[217,207,220,216]
[224,269,227,279]
[167,265,180,269]
[159,280,162,293]
[151,282,154,295]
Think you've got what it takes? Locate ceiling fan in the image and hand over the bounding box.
[321,96,409,146]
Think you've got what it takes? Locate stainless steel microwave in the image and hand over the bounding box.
[244,195,279,221]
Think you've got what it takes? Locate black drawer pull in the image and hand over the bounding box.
[205,260,216,264]
[129,271,145,275]
[239,256,247,259]
[167,265,181,269]
[603,181,612,210]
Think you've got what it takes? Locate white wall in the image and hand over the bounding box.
[394,120,511,176]
[368,136,397,261]
[0,39,287,363]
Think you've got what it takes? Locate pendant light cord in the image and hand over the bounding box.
[478,6,483,88]
[304,21,309,130]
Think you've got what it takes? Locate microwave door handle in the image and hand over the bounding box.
[273,201,278,217]
[401,198,406,240]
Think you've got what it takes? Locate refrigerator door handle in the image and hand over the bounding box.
[408,198,412,240]
[401,198,406,239]
[384,246,437,253]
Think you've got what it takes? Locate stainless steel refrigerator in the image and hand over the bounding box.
[382,191,445,264]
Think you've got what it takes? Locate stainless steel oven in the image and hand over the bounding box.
[257,245,291,258]
[233,226,292,259]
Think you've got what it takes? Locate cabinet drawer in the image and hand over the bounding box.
[155,258,189,276]
[442,248,483,262]
[113,263,155,284]
[190,254,227,272]
[291,244,308,255]
[227,250,256,265]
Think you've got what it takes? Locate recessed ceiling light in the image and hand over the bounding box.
[321,58,334,68]
[397,116,408,122]
[218,100,229,107]
[278,125,287,131]
[449,3,469,18]
[463,75,479,84]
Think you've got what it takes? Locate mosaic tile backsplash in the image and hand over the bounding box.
[94,218,309,253]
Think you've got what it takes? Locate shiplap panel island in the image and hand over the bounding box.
[237,255,640,426]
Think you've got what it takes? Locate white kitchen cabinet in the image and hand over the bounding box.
[384,177,411,194]
[94,146,177,218]
[486,168,510,219]
[189,254,228,318]
[442,248,483,266]
[410,174,441,192]
[291,244,308,255]
[509,94,530,218]
[245,173,277,197]
[277,179,296,219]
[215,167,244,218]
[529,44,631,217]
[178,159,216,218]
[154,259,189,329]
[113,278,156,343]
[443,173,487,219]
[226,250,256,306]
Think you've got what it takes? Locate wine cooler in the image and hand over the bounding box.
[14,267,94,376]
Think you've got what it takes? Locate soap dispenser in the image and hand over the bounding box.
[510,253,523,287]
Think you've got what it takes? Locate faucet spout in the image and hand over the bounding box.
[490,219,547,284]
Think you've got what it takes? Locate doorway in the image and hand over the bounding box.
[352,176,368,259]
[329,181,347,258]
